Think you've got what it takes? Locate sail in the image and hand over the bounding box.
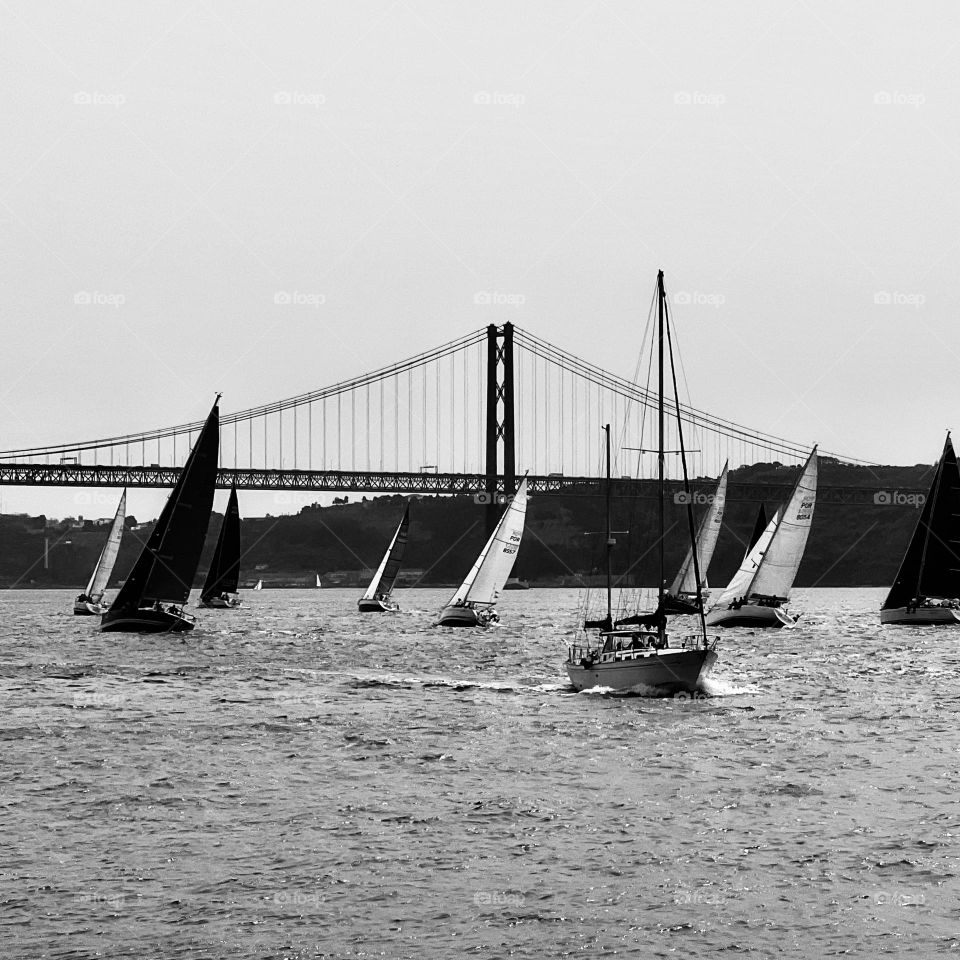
[712,509,781,608]
[448,477,528,607]
[201,486,241,601]
[747,503,768,554]
[745,448,818,600]
[362,504,410,600]
[253,580,262,590]
[669,462,729,597]
[316,574,321,588]
[110,402,220,609]
[85,490,127,602]
[883,436,960,609]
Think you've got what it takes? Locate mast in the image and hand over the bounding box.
[656,269,666,642]
[604,423,612,629]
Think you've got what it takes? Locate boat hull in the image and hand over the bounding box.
[438,604,499,627]
[566,647,717,694]
[100,608,196,633]
[880,605,960,625]
[73,600,105,616]
[198,596,242,609]
[705,603,797,628]
[358,597,399,613]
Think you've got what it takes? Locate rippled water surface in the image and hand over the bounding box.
[3,587,960,958]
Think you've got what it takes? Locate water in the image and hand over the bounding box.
[3,587,959,958]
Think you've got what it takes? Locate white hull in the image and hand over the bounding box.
[880,605,960,625]
[705,602,797,629]
[438,604,499,627]
[567,647,717,694]
[358,597,399,613]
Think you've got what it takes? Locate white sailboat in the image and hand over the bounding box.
[438,476,529,627]
[74,490,127,615]
[359,504,410,612]
[253,579,263,591]
[706,447,818,628]
[663,462,729,614]
[315,574,322,588]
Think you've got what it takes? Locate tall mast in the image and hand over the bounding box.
[656,270,665,638]
[604,423,613,629]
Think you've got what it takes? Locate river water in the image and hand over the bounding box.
[2,587,959,958]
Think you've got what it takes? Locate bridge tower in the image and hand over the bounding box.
[485,322,516,534]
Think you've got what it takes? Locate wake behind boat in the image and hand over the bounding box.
[881,433,960,625]
[101,399,220,633]
[359,504,409,612]
[438,476,528,627]
[705,447,818,629]
[198,485,242,609]
[74,490,126,615]
[566,271,718,695]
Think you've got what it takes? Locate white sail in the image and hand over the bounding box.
[362,508,408,600]
[669,462,729,596]
[712,509,780,609]
[253,580,262,590]
[748,448,818,599]
[316,574,322,588]
[85,490,126,602]
[448,477,528,607]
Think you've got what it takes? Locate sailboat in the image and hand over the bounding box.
[359,504,410,612]
[565,271,718,694]
[438,476,529,627]
[662,462,729,614]
[253,579,263,591]
[101,399,220,633]
[705,447,818,628]
[73,490,127,615]
[315,574,322,588]
[198,485,242,609]
[881,433,960,625]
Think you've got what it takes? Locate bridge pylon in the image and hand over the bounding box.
[485,322,516,534]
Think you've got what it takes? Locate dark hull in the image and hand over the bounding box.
[198,596,242,609]
[100,608,196,633]
[358,598,399,613]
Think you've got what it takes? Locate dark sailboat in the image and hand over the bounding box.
[565,271,718,694]
[358,504,410,612]
[881,434,960,625]
[199,485,242,609]
[101,399,220,633]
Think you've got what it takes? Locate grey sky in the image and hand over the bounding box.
[1,1,956,519]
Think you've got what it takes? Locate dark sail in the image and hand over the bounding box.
[883,436,960,610]
[748,504,768,553]
[378,505,409,597]
[201,485,241,601]
[110,402,220,609]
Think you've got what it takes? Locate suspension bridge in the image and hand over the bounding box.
[0,323,877,506]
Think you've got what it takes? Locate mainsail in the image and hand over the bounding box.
[362,504,410,600]
[669,462,729,597]
[883,435,960,609]
[110,402,220,609]
[85,490,127,602]
[713,509,780,609]
[448,477,528,607]
[200,485,241,602]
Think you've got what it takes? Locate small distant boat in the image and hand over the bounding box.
[315,574,322,588]
[565,272,717,694]
[438,476,529,627]
[198,485,242,609]
[74,490,126,615]
[661,462,729,614]
[359,504,409,612]
[706,447,818,628]
[503,577,530,590]
[101,399,220,633]
[253,579,263,591]
[881,433,960,625]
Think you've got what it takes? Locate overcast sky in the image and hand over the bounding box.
[1,1,957,519]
